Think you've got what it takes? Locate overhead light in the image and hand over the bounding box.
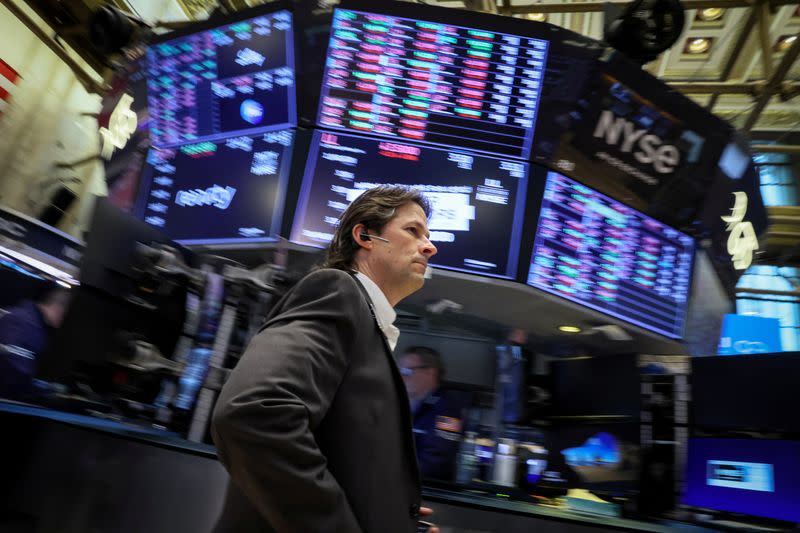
[558,325,582,333]
[775,35,798,53]
[526,13,547,22]
[684,37,712,54]
[697,8,724,21]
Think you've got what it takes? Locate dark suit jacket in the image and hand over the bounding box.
[413,387,470,481]
[211,268,421,533]
[0,300,50,399]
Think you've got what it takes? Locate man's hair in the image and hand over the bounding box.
[403,345,444,381]
[323,186,431,271]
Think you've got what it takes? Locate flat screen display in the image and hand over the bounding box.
[684,438,800,523]
[541,423,640,495]
[550,354,640,418]
[291,130,528,279]
[147,10,296,148]
[136,130,293,244]
[317,8,548,159]
[691,353,800,434]
[526,172,695,339]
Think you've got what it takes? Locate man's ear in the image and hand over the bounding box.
[352,223,372,249]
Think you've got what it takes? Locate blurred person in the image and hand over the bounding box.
[400,346,465,481]
[0,282,70,400]
[212,186,441,533]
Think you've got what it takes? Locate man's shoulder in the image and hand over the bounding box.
[299,267,357,285]
[293,268,363,297]
[278,268,367,313]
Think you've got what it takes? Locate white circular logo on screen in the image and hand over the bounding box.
[240,99,265,125]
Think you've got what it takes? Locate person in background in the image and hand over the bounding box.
[400,346,466,481]
[0,282,70,400]
[211,186,440,533]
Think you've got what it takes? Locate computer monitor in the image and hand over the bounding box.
[540,422,640,496]
[683,438,800,523]
[691,353,800,434]
[318,3,550,160]
[550,354,640,419]
[290,130,529,279]
[135,130,294,244]
[146,7,296,148]
[526,171,695,339]
[717,314,782,356]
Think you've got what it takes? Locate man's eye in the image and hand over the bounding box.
[407,227,418,235]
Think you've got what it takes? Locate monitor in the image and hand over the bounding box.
[540,422,640,496]
[691,353,800,434]
[717,314,782,356]
[684,438,800,523]
[135,130,294,244]
[550,354,640,419]
[290,129,529,279]
[526,171,695,339]
[147,8,296,148]
[317,6,549,159]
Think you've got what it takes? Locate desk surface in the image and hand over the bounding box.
[0,400,731,533]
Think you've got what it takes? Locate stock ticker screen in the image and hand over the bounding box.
[291,130,529,279]
[146,10,296,148]
[527,172,695,338]
[136,130,293,244]
[317,8,548,159]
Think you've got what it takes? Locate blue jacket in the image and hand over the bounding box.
[0,300,49,399]
[412,387,469,481]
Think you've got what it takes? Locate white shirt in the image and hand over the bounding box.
[355,271,400,351]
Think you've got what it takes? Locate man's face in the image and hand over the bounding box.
[399,353,437,400]
[368,202,437,305]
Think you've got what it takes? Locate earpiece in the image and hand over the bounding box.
[360,232,390,243]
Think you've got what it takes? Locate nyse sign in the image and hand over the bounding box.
[721,192,758,270]
[592,110,681,175]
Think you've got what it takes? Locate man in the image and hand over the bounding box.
[400,347,466,481]
[212,186,439,533]
[0,283,70,400]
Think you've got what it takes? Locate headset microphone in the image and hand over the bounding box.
[360,233,390,243]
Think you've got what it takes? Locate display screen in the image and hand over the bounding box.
[717,314,783,355]
[684,438,800,523]
[147,10,296,148]
[317,8,548,159]
[551,354,640,418]
[291,130,528,279]
[530,49,733,229]
[541,424,639,495]
[691,353,800,434]
[526,172,695,339]
[136,130,293,244]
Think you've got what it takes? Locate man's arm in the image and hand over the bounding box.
[211,269,364,533]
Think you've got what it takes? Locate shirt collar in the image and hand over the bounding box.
[355,271,400,351]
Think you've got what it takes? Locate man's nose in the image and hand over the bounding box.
[421,238,437,257]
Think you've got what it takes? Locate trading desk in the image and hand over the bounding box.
[1,400,722,533]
